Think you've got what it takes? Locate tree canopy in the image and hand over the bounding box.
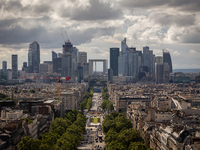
[103,112,152,150]
[18,109,87,150]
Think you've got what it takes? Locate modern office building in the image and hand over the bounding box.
[79,52,87,67]
[52,51,57,62]
[118,53,128,76]
[2,61,7,72]
[83,63,89,79]
[155,63,163,84]
[108,69,113,82]
[128,52,140,78]
[53,58,62,74]
[43,61,53,65]
[22,62,28,73]
[62,41,73,77]
[163,62,170,83]
[110,48,119,76]
[155,56,163,63]
[39,63,49,75]
[121,38,128,54]
[163,50,173,73]
[57,53,62,58]
[12,55,18,79]
[28,41,40,73]
[143,46,154,75]
[143,46,150,67]
[155,62,169,84]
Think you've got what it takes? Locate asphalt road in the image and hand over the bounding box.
[77,92,105,150]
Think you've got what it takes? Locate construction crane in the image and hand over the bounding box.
[61,33,65,43]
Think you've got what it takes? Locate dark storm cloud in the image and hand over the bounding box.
[120,0,200,12]
[61,0,122,21]
[149,13,196,27]
[0,16,116,51]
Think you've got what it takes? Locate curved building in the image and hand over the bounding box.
[163,50,172,73]
[28,41,40,73]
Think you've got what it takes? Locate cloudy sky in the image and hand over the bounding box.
[0,0,200,71]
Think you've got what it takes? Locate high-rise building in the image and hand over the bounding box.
[155,56,163,63]
[121,38,128,54]
[163,50,172,73]
[155,63,163,84]
[12,55,18,79]
[128,52,140,78]
[110,48,119,76]
[62,41,73,77]
[118,53,128,76]
[2,61,7,72]
[39,63,49,75]
[52,51,57,62]
[108,69,113,82]
[155,62,169,84]
[22,62,28,73]
[79,52,87,67]
[163,62,169,83]
[83,63,89,80]
[57,53,62,58]
[43,61,53,65]
[143,46,154,75]
[28,41,40,73]
[53,58,62,74]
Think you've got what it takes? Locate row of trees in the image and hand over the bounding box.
[101,86,114,111]
[80,88,94,111]
[18,109,87,150]
[102,112,152,150]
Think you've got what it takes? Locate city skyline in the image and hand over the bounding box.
[0,0,200,70]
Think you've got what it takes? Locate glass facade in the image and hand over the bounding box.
[110,48,119,76]
[12,55,18,79]
[28,41,40,73]
[52,51,57,62]
[118,53,128,76]
[163,50,173,73]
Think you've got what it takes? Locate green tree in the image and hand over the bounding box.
[107,102,114,111]
[102,92,109,100]
[41,132,60,149]
[128,142,152,150]
[101,100,107,110]
[80,101,85,112]
[29,89,36,93]
[50,118,72,135]
[18,136,41,150]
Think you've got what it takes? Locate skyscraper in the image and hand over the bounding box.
[53,58,62,74]
[62,41,73,77]
[163,50,173,73]
[143,46,154,75]
[155,63,163,84]
[108,69,113,82]
[121,38,128,54]
[12,55,18,79]
[52,51,57,62]
[155,56,163,63]
[79,52,87,67]
[22,62,28,73]
[28,41,40,73]
[57,53,62,58]
[110,48,119,76]
[2,61,7,72]
[155,62,169,84]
